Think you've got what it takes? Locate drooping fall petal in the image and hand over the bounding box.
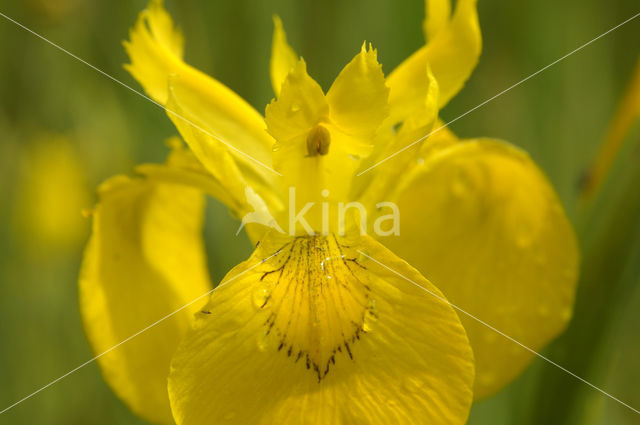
[168,232,474,425]
[79,146,212,425]
[383,139,579,399]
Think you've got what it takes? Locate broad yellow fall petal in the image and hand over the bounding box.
[387,0,481,119]
[270,16,298,97]
[79,153,212,424]
[168,233,474,425]
[124,0,275,180]
[383,139,579,399]
[326,44,389,138]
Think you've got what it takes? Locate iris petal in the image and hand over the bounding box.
[387,0,481,121]
[125,0,276,182]
[168,233,474,425]
[383,139,580,399]
[80,144,212,424]
[270,16,299,97]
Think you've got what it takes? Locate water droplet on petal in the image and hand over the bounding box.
[290,102,301,113]
[416,157,425,165]
[257,331,271,352]
[252,285,271,309]
[404,376,424,393]
[538,305,549,317]
[363,299,379,332]
[450,169,472,198]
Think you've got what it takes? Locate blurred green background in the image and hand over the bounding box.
[0,0,638,424]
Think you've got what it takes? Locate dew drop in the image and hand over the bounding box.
[534,254,547,267]
[290,102,301,112]
[404,376,424,393]
[416,157,425,165]
[450,169,472,198]
[252,285,271,309]
[538,305,550,317]
[387,399,399,409]
[515,234,532,249]
[350,154,361,161]
[256,331,271,352]
[563,268,576,280]
[483,331,498,344]
[363,299,379,332]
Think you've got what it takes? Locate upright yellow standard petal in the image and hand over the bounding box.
[266,50,388,228]
[266,59,328,144]
[270,16,298,96]
[168,233,474,425]
[125,0,275,179]
[123,0,184,103]
[383,139,579,399]
[357,66,439,213]
[326,43,389,138]
[387,0,481,120]
[423,0,452,42]
[79,154,212,424]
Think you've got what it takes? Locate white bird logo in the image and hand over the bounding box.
[236,186,284,235]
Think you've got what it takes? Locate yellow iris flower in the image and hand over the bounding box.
[79,0,579,424]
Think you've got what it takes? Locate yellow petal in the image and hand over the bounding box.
[136,137,248,215]
[270,16,298,97]
[265,59,333,216]
[123,0,183,103]
[265,59,328,143]
[387,0,481,118]
[266,57,381,225]
[326,43,389,138]
[423,0,452,41]
[382,139,579,399]
[80,154,212,424]
[164,91,281,219]
[168,233,474,425]
[357,66,440,213]
[124,0,276,180]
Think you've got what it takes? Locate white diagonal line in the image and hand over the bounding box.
[0,11,282,177]
[357,11,640,176]
[357,250,640,415]
[0,249,281,416]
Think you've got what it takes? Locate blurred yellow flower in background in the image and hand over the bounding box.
[13,134,90,255]
[78,1,579,424]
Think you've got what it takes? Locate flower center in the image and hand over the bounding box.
[306,124,331,157]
